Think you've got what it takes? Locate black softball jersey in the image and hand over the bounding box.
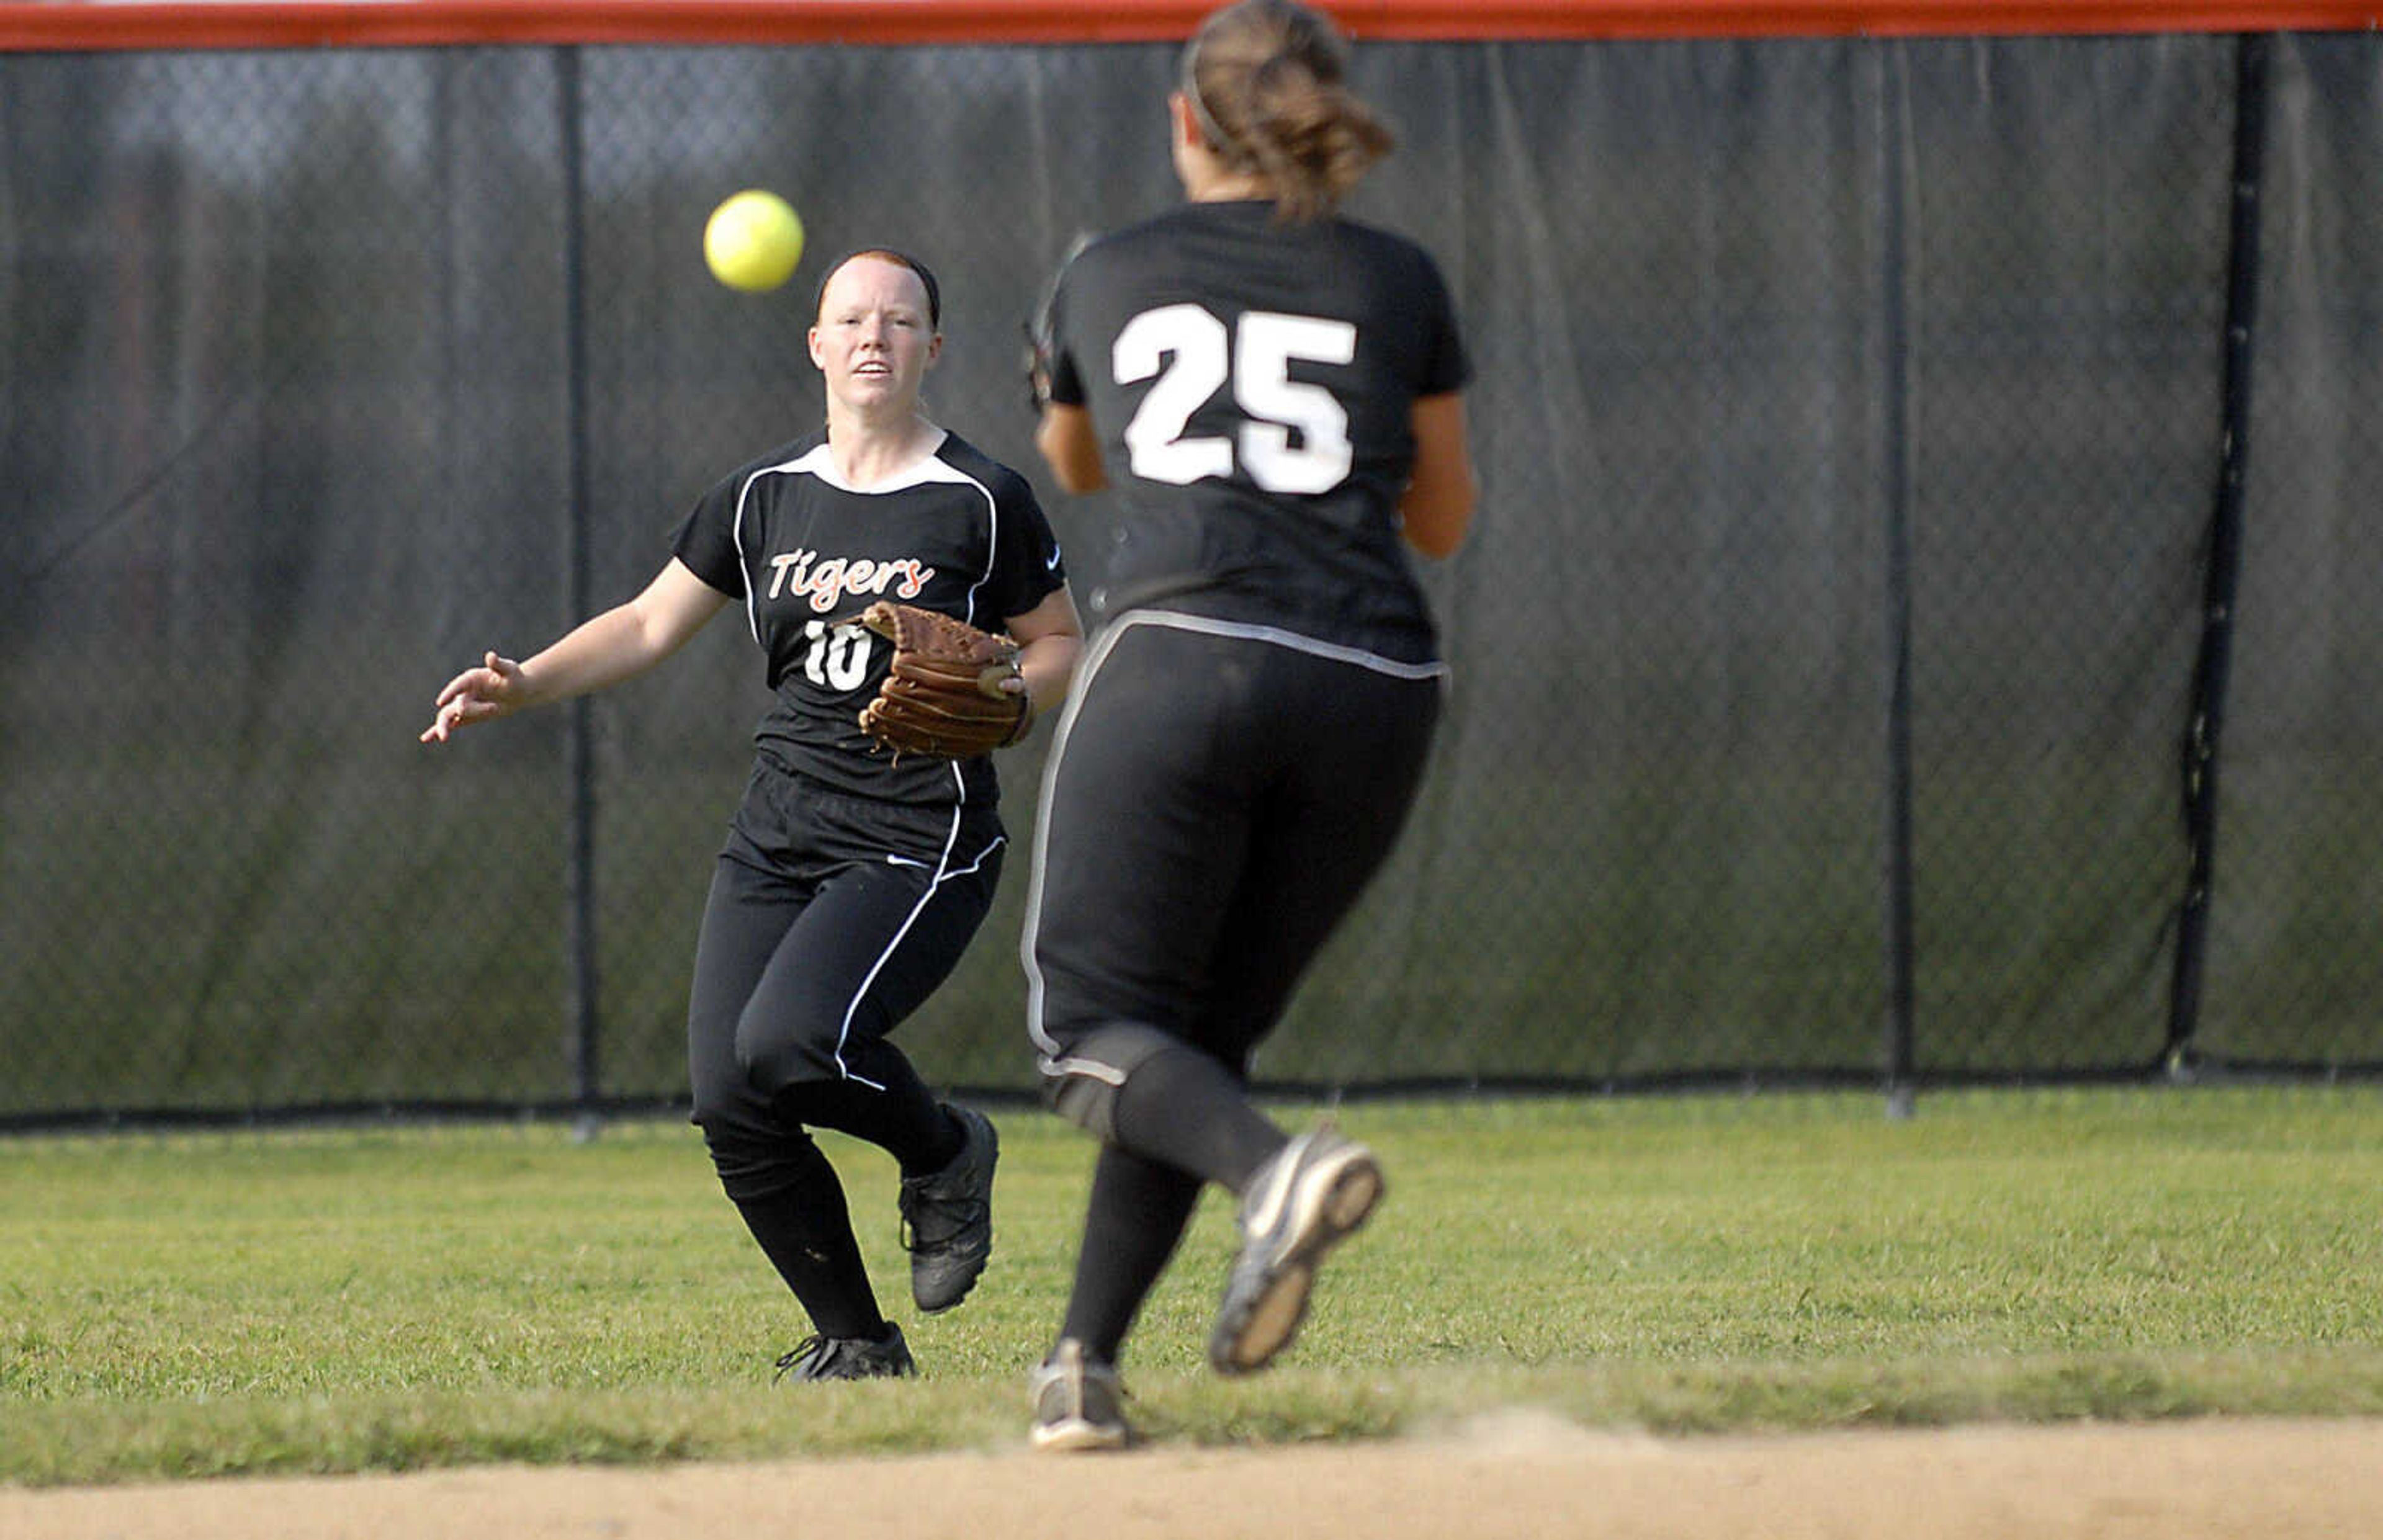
[1041,199,1468,665]
[672,429,1067,807]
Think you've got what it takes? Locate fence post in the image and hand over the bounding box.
[1877,40,1918,1122]
[558,45,603,1140]
[2166,32,2269,1078]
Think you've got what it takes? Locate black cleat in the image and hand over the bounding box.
[900,1103,999,1314]
[773,1322,917,1383]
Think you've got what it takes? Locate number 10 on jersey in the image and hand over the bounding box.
[804,619,871,691]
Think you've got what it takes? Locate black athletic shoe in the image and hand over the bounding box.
[900,1103,999,1314]
[1029,1339,1132,1453]
[1207,1126,1384,1376]
[773,1323,917,1383]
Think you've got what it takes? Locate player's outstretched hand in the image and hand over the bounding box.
[421,651,526,743]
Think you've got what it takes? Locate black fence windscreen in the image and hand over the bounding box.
[4,32,2377,1122]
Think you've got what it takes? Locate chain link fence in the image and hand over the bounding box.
[3,29,2377,1124]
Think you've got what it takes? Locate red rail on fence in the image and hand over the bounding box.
[0,0,2376,51]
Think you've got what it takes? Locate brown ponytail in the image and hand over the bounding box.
[1181,0,1393,223]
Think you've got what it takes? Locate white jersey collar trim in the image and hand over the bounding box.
[788,429,961,495]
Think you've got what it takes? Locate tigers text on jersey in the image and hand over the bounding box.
[1043,199,1469,665]
[673,429,1067,807]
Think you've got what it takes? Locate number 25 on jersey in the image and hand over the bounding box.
[1114,305,1356,495]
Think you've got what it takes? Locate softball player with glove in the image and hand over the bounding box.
[425,248,1082,1382]
[1020,0,1476,1450]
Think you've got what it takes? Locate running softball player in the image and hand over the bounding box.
[1019,0,1476,1449]
[424,249,1082,1381]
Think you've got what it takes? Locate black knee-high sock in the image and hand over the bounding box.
[718,1135,887,1341]
[789,1054,964,1178]
[1059,1144,1205,1363]
[786,1044,963,1178]
[1110,1043,1287,1193]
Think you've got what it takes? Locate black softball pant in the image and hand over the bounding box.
[1023,611,1443,1085]
[688,762,1002,1203]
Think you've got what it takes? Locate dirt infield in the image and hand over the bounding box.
[7,1413,2378,1539]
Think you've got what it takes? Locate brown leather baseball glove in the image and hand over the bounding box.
[855,601,1030,759]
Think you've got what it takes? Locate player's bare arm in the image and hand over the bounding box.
[1004,584,1087,725]
[1034,403,1106,495]
[1398,392,1476,560]
[421,557,729,743]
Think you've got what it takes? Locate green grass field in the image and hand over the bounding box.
[3,1086,2380,1487]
